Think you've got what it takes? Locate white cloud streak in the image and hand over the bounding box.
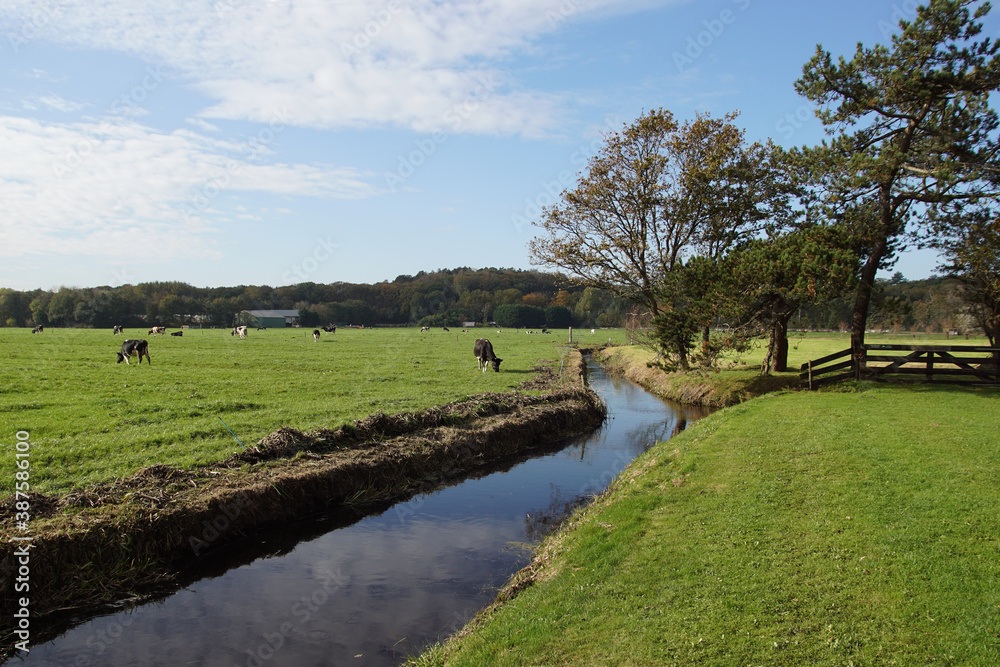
[0,0,675,135]
[0,115,374,262]
[0,0,682,271]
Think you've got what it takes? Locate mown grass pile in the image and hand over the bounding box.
[412,373,1000,665]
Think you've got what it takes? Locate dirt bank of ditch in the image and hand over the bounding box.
[0,351,603,639]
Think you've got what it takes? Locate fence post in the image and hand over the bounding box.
[808,360,813,390]
[926,350,934,383]
[854,344,867,381]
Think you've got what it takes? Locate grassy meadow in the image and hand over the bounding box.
[0,326,629,496]
[414,381,1000,666]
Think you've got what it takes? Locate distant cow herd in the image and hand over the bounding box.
[30,322,505,373]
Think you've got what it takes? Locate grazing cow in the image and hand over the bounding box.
[474,338,503,373]
[420,326,430,332]
[170,330,183,337]
[322,325,336,333]
[231,326,248,338]
[31,326,43,333]
[116,339,150,365]
[257,326,267,331]
[313,329,321,342]
[113,325,124,335]
[148,326,166,336]
[443,326,450,332]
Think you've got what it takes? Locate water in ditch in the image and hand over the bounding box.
[14,359,709,666]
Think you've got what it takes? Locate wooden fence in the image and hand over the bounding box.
[801,344,1000,389]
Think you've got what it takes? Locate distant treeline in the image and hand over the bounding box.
[0,268,970,334]
[0,268,636,330]
[798,273,971,334]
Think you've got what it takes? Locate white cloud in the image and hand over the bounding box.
[0,115,376,262]
[35,95,89,112]
[0,0,679,136]
[186,117,220,132]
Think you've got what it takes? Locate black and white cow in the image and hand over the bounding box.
[231,326,248,338]
[322,324,337,333]
[474,338,503,372]
[170,330,183,336]
[113,325,124,335]
[31,326,43,333]
[313,329,321,342]
[116,339,150,365]
[148,326,166,336]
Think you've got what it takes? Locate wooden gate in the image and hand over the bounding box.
[801,344,1000,389]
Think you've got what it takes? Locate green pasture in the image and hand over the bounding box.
[415,382,1000,666]
[0,326,628,496]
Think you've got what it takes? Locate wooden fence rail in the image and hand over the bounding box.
[801,344,1000,389]
[800,348,855,389]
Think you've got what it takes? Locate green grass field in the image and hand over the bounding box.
[0,326,630,495]
[414,381,1000,666]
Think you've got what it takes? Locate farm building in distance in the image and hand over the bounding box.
[240,309,301,328]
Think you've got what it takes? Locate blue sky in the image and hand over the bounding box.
[1,0,990,291]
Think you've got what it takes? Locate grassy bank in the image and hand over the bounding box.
[599,331,995,407]
[413,375,1000,664]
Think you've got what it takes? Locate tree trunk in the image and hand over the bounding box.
[772,313,791,373]
[851,204,893,379]
[851,257,878,379]
[987,301,998,348]
[761,308,793,374]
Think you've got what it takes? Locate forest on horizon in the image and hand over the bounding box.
[0,267,978,335]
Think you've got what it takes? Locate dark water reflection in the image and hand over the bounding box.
[13,359,708,667]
